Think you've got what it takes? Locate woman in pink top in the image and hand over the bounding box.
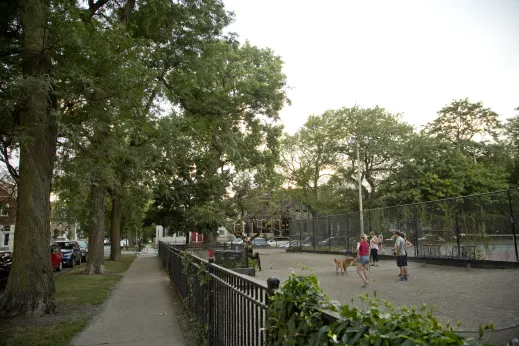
[357,233,370,288]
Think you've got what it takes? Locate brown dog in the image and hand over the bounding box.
[333,257,355,275]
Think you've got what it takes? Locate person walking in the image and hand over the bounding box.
[357,233,370,288]
[369,231,379,266]
[393,231,408,281]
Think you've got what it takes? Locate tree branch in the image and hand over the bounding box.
[89,0,111,18]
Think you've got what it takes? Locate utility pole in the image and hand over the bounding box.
[357,141,364,235]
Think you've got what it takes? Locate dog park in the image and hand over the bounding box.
[253,248,519,345]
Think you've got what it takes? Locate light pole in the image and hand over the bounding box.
[356,141,364,235]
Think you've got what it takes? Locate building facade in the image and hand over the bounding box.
[0,182,16,251]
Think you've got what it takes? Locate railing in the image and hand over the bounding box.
[289,189,519,262]
[159,242,274,346]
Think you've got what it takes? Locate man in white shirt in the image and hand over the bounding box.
[393,230,408,281]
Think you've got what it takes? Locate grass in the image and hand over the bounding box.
[56,255,135,305]
[0,255,136,346]
[0,318,90,346]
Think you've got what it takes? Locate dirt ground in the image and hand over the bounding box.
[252,248,519,344]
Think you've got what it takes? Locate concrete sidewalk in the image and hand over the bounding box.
[72,255,186,346]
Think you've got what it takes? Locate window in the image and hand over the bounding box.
[3,225,9,232]
[3,233,9,246]
[0,204,8,216]
[177,231,185,237]
[162,227,166,238]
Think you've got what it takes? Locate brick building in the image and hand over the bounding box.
[0,181,16,251]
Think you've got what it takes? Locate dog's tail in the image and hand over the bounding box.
[333,258,338,264]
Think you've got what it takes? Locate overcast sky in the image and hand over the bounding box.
[223,0,519,134]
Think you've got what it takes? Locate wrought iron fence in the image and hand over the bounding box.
[159,242,274,346]
[289,189,519,262]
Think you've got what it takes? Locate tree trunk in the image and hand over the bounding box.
[85,181,105,274]
[0,0,57,316]
[109,193,122,261]
[204,232,215,244]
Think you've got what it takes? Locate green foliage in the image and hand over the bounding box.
[266,274,339,345]
[380,134,508,204]
[266,273,492,346]
[425,98,502,145]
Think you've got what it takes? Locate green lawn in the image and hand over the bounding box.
[0,255,136,346]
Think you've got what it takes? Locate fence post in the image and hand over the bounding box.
[414,205,419,257]
[396,205,401,231]
[368,209,372,234]
[507,190,519,262]
[299,217,303,245]
[455,199,461,257]
[346,213,350,252]
[312,216,315,250]
[328,216,331,252]
[300,218,303,247]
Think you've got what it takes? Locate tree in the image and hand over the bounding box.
[424,98,502,147]
[146,39,288,242]
[504,107,519,187]
[279,113,340,216]
[331,106,414,206]
[0,0,58,316]
[379,134,509,204]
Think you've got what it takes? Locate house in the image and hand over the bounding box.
[155,225,204,246]
[0,181,16,251]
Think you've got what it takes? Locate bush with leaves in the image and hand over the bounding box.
[266,273,492,345]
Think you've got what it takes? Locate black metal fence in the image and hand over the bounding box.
[159,242,274,346]
[289,189,519,262]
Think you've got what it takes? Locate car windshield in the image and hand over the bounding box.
[77,242,87,248]
[253,239,267,244]
[57,242,74,250]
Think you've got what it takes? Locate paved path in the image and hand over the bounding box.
[72,255,186,346]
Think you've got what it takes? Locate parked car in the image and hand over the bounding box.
[55,241,82,268]
[418,234,446,243]
[77,241,88,262]
[0,251,12,287]
[50,243,64,271]
[280,240,312,249]
[267,237,290,248]
[251,238,270,248]
[317,236,347,246]
[226,238,244,245]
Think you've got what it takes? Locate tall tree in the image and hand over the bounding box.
[331,106,414,205]
[379,134,509,204]
[504,107,519,187]
[146,39,288,240]
[0,0,57,316]
[424,98,502,149]
[279,113,340,216]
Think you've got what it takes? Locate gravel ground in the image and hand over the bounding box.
[253,248,519,342]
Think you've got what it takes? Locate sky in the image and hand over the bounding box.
[223,0,519,134]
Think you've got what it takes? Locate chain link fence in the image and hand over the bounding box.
[289,189,519,262]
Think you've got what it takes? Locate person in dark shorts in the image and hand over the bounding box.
[393,231,408,281]
[369,231,379,266]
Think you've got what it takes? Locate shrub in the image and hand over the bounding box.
[266,272,492,345]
